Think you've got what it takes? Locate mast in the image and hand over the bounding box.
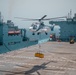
[0,12,3,23]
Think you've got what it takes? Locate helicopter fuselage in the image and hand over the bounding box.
[29,22,51,35]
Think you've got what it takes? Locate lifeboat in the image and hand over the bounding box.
[8,30,20,35]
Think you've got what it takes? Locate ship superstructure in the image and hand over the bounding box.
[49,11,76,41]
[0,12,38,53]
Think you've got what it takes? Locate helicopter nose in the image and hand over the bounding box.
[29,27,33,30]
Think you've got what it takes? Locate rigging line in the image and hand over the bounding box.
[3,43,11,51]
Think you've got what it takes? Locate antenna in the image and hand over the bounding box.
[67,9,72,19]
[0,12,3,23]
[70,9,72,18]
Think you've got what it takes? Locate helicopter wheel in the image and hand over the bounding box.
[37,32,40,35]
[45,32,48,35]
[32,33,35,35]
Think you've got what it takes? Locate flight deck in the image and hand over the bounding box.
[0,42,76,75]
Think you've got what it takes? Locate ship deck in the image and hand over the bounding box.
[0,42,76,75]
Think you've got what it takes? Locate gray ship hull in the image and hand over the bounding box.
[0,40,38,54]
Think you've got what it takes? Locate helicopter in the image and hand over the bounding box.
[15,15,66,35]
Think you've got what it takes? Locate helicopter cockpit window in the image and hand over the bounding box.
[41,22,44,26]
[33,25,37,29]
[31,23,37,29]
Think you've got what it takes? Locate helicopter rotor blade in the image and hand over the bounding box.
[39,15,47,21]
[42,16,67,20]
[15,15,47,21]
[15,16,67,21]
[15,17,40,21]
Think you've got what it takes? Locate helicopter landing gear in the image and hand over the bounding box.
[45,32,48,35]
[37,32,40,35]
[32,33,35,35]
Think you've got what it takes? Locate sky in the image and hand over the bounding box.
[0,0,76,28]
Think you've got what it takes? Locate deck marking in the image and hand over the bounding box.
[1,51,76,63]
[0,65,5,67]
[0,60,76,71]
[3,55,76,63]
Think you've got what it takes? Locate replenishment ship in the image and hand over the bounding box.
[49,11,76,42]
[0,12,38,53]
[0,12,50,54]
